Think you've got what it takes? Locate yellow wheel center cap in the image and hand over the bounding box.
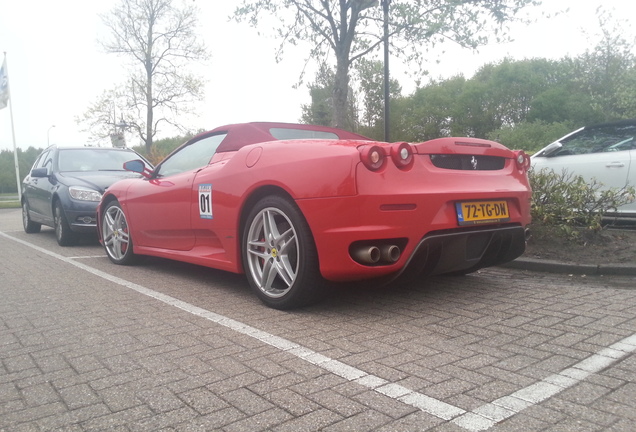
[271,248,278,258]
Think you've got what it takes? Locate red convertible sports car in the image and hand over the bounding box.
[98,122,532,309]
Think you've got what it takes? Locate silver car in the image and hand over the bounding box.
[531,120,636,217]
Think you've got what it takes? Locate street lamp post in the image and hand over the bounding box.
[382,0,391,142]
[47,125,55,146]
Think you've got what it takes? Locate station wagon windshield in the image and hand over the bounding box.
[58,149,137,172]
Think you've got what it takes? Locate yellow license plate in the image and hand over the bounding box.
[456,201,510,225]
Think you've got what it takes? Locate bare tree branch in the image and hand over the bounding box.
[80,0,209,150]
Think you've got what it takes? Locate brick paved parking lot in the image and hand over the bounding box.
[1,208,635,431]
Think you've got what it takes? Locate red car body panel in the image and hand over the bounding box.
[98,122,531,283]
[295,138,531,280]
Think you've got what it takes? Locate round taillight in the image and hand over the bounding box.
[360,145,386,171]
[390,142,414,169]
[514,150,530,171]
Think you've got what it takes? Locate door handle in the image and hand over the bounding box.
[605,162,625,168]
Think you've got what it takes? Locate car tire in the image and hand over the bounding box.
[242,195,325,310]
[101,200,138,265]
[54,201,78,246]
[22,200,41,234]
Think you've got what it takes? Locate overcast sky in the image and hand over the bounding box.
[1,0,635,152]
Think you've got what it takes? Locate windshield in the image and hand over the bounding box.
[157,133,227,177]
[560,124,636,154]
[58,149,139,172]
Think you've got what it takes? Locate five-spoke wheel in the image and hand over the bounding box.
[243,196,323,309]
[102,201,137,265]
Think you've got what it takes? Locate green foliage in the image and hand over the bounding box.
[391,57,594,143]
[234,0,539,129]
[530,168,636,239]
[300,64,337,127]
[487,121,574,154]
[0,200,20,209]
[131,133,194,165]
[390,75,469,142]
[355,59,402,129]
[571,8,635,120]
[357,8,636,148]
[0,147,43,194]
[526,85,604,125]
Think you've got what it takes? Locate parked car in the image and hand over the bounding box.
[22,145,152,246]
[531,119,636,217]
[97,122,532,309]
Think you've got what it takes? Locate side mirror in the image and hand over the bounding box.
[540,141,563,157]
[30,167,49,178]
[123,159,152,179]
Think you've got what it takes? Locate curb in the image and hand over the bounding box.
[502,258,636,276]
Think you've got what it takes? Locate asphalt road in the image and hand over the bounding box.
[1,207,635,431]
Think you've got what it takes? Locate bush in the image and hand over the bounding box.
[529,168,636,239]
[486,121,574,154]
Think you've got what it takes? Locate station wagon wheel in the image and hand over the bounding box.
[243,195,324,309]
[54,201,78,246]
[22,200,41,233]
[102,201,137,265]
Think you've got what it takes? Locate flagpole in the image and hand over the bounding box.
[2,53,21,202]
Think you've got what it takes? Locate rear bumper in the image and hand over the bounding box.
[390,224,527,282]
[297,191,531,282]
[313,220,527,282]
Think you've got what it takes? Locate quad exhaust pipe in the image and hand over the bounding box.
[351,244,401,265]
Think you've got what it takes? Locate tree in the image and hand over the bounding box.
[356,58,401,131]
[572,7,636,120]
[486,120,572,153]
[300,64,337,127]
[527,85,603,126]
[76,87,131,147]
[300,59,399,135]
[80,0,208,151]
[390,75,465,141]
[301,63,361,130]
[233,0,540,130]
[0,147,42,193]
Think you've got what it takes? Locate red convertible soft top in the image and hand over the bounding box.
[201,122,371,153]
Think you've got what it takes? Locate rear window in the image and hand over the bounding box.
[269,128,339,140]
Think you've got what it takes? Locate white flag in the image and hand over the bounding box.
[0,58,9,110]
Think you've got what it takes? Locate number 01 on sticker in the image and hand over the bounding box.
[198,184,213,219]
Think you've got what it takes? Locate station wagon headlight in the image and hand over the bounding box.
[69,186,102,202]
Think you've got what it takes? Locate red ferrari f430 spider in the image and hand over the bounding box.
[97,122,531,309]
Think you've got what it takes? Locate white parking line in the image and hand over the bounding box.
[3,231,635,430]
[453,333,636,431]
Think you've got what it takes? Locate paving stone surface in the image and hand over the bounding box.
[1,208,635,431]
